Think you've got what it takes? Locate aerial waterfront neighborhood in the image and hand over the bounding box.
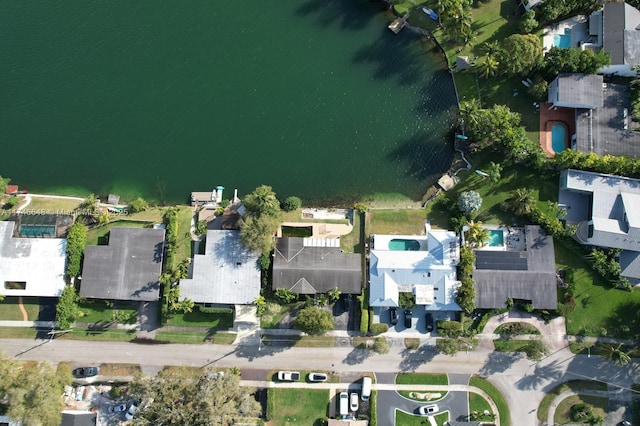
[3,0,640,425]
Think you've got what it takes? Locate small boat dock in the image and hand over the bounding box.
[388,13,410,34]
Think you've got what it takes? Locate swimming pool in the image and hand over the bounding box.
[485,230,504,247]
[388,239,421,251]
[551,124,567,153]
[553,30,571,48]
[19,225,56,237]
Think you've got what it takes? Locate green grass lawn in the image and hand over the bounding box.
[263,335,335,348]
[86,220,153,246]
[396,373,448,385]
[24,197,82,213]
[398,390,447,402]
[57,328,136,342]
[556,242,640,338]
[537,380,608,423]
[172,206,195,270]
[340,211,363,254]
[469,376,510,426]
[0,297,40,321]
[269,388,328,425]
[554,395,608,425]
[166,309,234,329]
[396,410,437,425]
[77,301,138,325]
[260,302,302,329]
[469,392,495,421]
[366,209,426,236]
[493,339,533,353]
[0,327,38,339]
[425,150,559,228]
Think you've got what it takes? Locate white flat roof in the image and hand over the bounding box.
[0,221,67,297]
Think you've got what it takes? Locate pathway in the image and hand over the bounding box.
[547,387,631,426]
[17,296,28,321]
[479,310,568,352]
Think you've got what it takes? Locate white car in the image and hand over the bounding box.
[125,404,137,420]
[350,392,359,412]
[277,371,300,381]
[418,404,439,416]
[307,372,328,382]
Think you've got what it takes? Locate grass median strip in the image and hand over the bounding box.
[396,373,448,385]
[470,376,510,426]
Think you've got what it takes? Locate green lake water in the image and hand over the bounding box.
[0,1,458,204]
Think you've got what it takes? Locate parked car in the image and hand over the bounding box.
[425,313,434,332]
[342,294,351,311]
[404,309,412,328]
[72,367,99,378]
[361,377,372,401]
[108,404,127,413]
[339,392,349,417]
[125,404,138,420]
[389,307,398,325]
[308,372,328,382]
[277,371,300,381]
[418,404,439,416]
[350,392,359,412]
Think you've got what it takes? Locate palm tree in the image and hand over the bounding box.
[599,343,631,366]
[479,55,500,79]
[487,161,503,184]
[503,188,536,216]
[458,98,481,128]
[465,220,490,248]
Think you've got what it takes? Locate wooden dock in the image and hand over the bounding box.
[388,13,410,34]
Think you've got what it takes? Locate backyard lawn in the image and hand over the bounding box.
[556,243,640,338]
[269,388,329,425]
[0,297,40,321]
[366,209,426,236]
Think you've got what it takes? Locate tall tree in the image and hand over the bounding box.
[128,368,260,425]
[487,161,503,184]
[497,34,542,77]
[598,343,631,367]
[465,220,490,248]
[239,214,280,254]
[65,220,87,279]
[503,188,536,216]
[0,175,11,195]
[243,185,281,217]
[56,284,79,330]
[294,306,334,335]
[457,191,482,215]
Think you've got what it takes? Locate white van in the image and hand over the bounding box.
[361,377,372,401]
[339,391,349,416]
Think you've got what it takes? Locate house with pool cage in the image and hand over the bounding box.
[0,218,67,297]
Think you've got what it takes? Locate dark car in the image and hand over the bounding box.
[404,309,412,328]
[72,367,99,378]
[343,294,351,311]
[425,313,434,332]
[390,308,398,325]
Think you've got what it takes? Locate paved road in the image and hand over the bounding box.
[2,338,638,426]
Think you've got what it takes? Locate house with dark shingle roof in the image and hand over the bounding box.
[473,226,557,310]
[547,73,640,158]
[599,2,640,77]
[80,227,165,301]
[272,237,361,295]
[559,169,640,284]
[60,411,96,426]
[180,230,260,305]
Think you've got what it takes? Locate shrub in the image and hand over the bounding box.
[457,191,482,215]
[373,337,390,354]
[129,197,148,213]
[198,306,233,315]
[294,306,334,335]
[360,308,369,334]
[65,221,87,279]
[4,197,18,208]
[274,288,297,304]
[437,320,464,337]
[266,388,275,421]
[281,196,302,212]
[398,292,415,309]
[370,323,389,335]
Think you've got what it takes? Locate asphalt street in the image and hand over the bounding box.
[2,338,638,425]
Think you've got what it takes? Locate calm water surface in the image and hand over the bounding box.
[0,1,457,204]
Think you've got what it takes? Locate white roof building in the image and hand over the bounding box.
[180,230,260,305]
[0,221,66,297]
[369,223,461,311]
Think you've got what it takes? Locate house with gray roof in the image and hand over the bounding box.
[548,73,640,158]
[599,2,640,77]
[473,225,557,310]
[272,237,361,295]
[369,224,461,313]
[0,221,66,297]
[180,230,260,305]
[559,168,640,284]
[80,227,165,301]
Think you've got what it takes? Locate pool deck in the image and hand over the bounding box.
[278,222,352,238]
[477,226,526,252]
[539,102,576,157]
[542,15,588,52]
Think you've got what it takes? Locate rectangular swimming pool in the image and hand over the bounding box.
[553,32,571,49]
[485,230,504,247]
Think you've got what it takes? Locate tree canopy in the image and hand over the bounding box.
[497,34,542,77]
[294,306,334,335]
[56,284,79,330]
[541,47,610,80]
[243,185,281,217]
[65,220,87,279]
[0,175,10,195]
[239,214,280,254]
[0,353,71,426]
[128,368,260,426]
[457,191,482,215]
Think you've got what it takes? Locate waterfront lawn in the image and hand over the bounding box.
[269,388,328,425]
[0,297,40,321]
[172,206,195,269]
[366,209,426,236]
[469,376,510,426]
[396,373,448,385]
[424,149,559,227]
[554,395,608,424]
[86,220,153,246]
[555,243,640,338]
[22,197,82,213]
[536,380,607,423]
[340,211,363,253]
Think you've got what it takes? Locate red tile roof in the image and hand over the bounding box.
[5,185,18,195]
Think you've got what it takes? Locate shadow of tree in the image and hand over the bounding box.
[387,131,456,182]
[398,345,437,371]
[342,347,374,365]
[295,0,383,32]
[515,359,563,390]
[478,351,522,376]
